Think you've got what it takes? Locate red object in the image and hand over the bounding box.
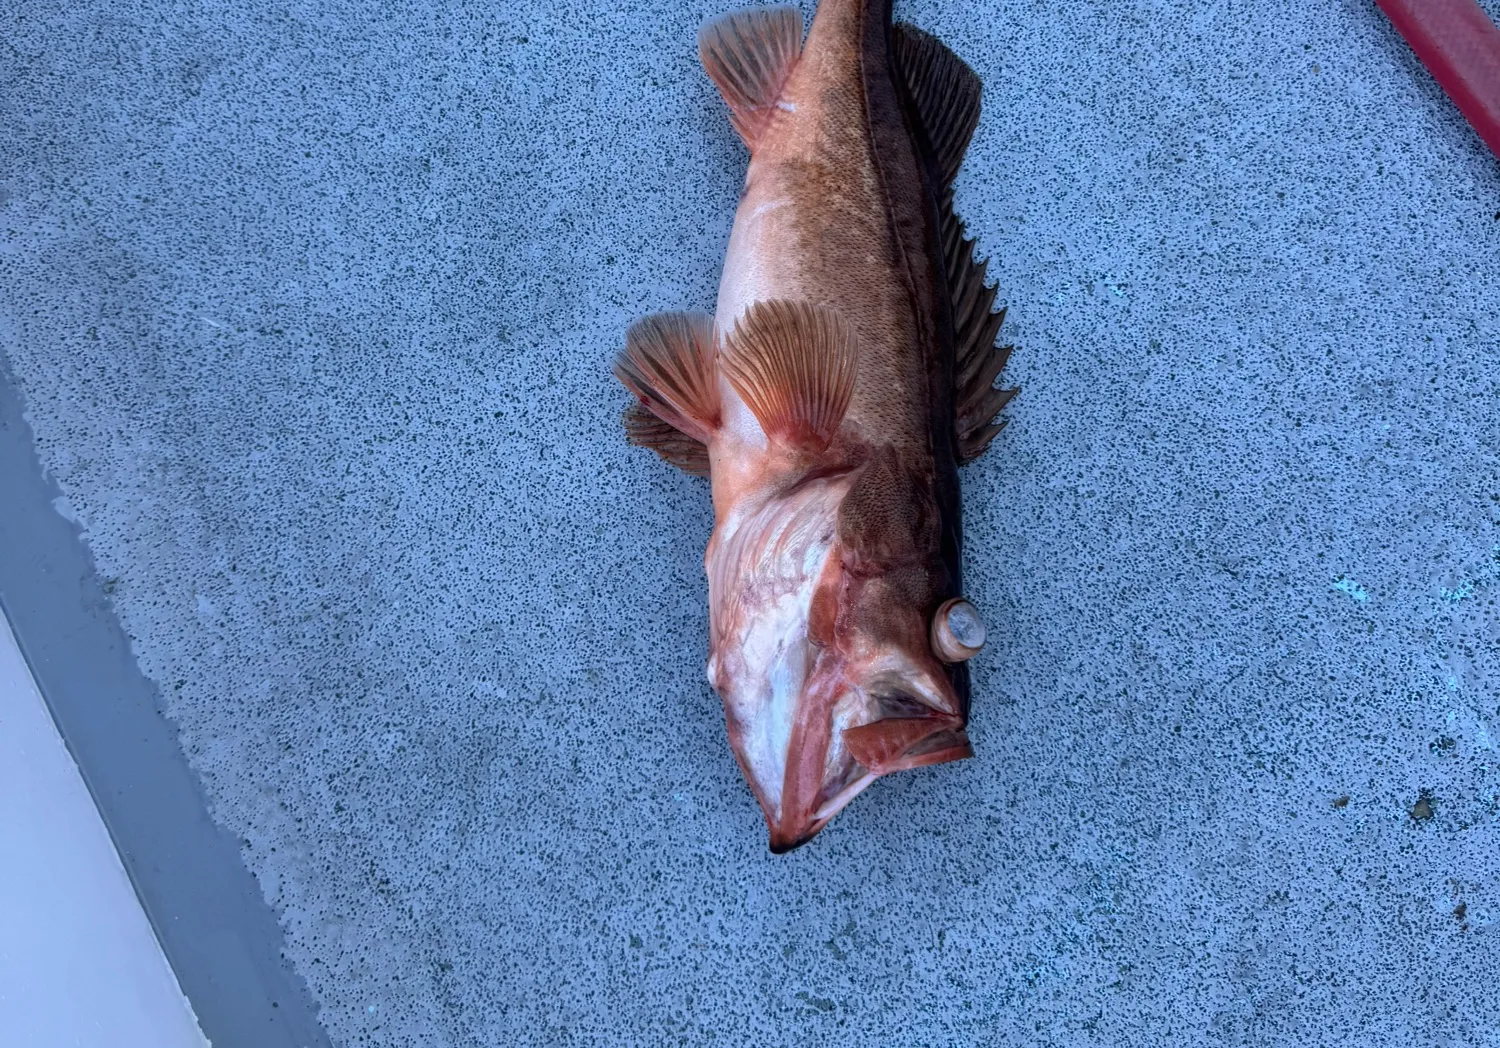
[1376,0,1500,158]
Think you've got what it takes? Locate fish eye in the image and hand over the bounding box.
[931,598,986,662]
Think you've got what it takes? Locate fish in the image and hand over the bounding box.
[614,0,1017,852]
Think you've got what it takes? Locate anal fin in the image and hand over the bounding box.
[718,300,856,452]
[699,6,804,149]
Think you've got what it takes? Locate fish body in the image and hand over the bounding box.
[616,0,1016,851]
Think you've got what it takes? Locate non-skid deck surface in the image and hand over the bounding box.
[2,0,1497,1044]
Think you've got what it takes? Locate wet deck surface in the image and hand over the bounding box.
[2,0,1498,1044]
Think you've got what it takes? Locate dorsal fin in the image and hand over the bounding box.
[942,200,1018,462]
[719,300,856,452]
[613,311,720,445]
[699,6,804,149]
[893,23,981,186]
[621,402,710,476]
[893,23,1017,463]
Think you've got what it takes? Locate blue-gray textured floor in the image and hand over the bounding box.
[3,0,1499,1044]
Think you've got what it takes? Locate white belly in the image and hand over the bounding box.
[710,170,803,457]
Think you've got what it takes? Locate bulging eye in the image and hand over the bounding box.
[931,598,986,662]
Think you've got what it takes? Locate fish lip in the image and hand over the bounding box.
[767,823,825,854]
[768,790,839,854]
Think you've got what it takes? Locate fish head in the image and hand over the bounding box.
[706,448,978,852]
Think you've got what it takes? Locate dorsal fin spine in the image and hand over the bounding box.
[893,22,1018,463]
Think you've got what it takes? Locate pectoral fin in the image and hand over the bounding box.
[621,402,710,476]
[699,6,804,149]
[718,300,856,453]
[613,311,720,447]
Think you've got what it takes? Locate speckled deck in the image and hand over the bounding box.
[1,0,1497,1044]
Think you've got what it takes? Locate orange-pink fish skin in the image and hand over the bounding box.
[702,0,974,853]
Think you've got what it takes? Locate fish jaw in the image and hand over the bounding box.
[767,642,971,853]
[715,595,974,852]
[705,468,972,851]
[706,470,850,827]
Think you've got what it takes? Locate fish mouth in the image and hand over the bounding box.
[766,805,844,853]
[768,830,818,854]
[761,719,974,854]
[718,640,976,853]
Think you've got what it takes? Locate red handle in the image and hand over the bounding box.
[1376,0,1500,159]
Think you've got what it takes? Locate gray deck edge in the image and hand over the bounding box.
[0,358,332,1048]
